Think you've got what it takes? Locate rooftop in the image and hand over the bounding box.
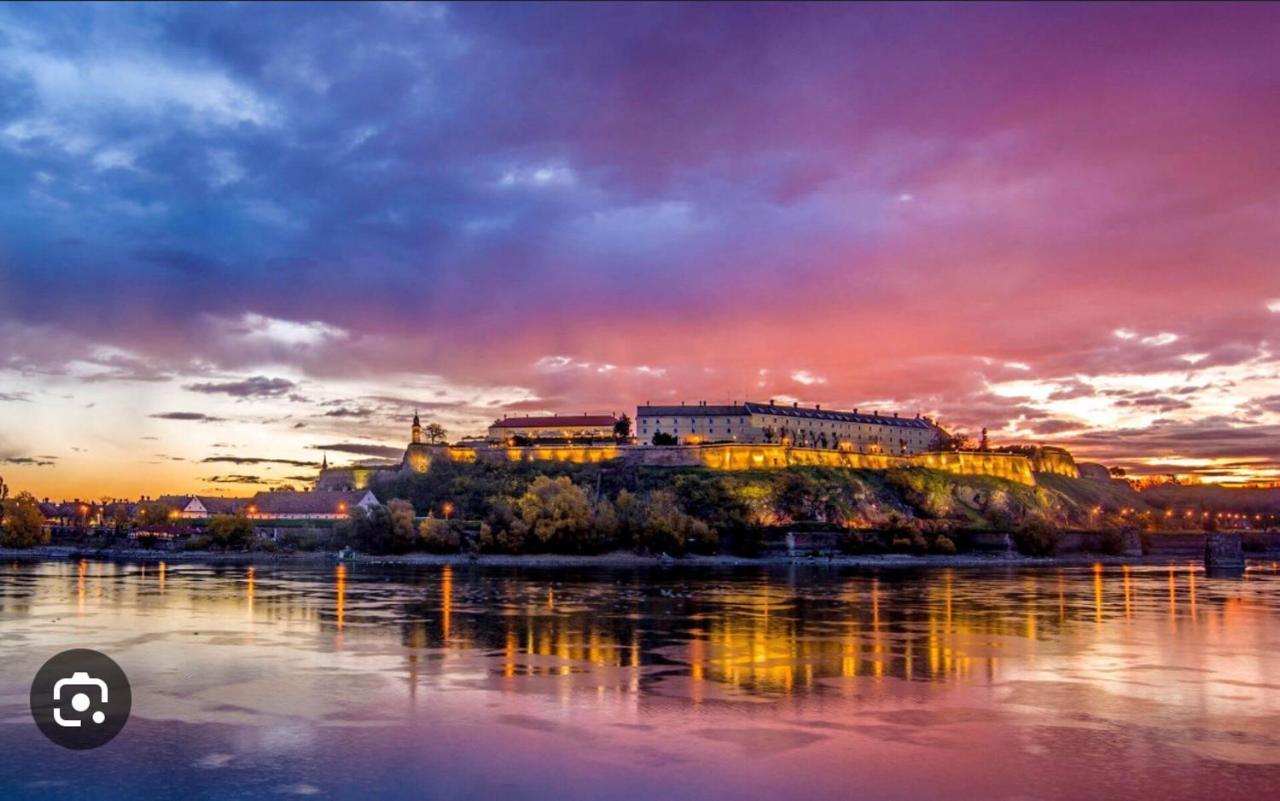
[637,401,935,429]
[248,490,375,515]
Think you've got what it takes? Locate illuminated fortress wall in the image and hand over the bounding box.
[1024,446,1080,478]
[910,451,1035,485]
[401,442,1037,485]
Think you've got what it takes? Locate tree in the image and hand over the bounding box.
[652,432,678,446]
[388,498,417,553]
[1,491,48,548]
[423,423,448,444]
[419,517,460,552]
[207,514,256,550]
[481,497,528,553]
[635,490,711,556]
[340,504,394,553]
[111,504,132,534]
[934,430,974,452]
[613,414,632,440]
[0,474,7,530]
[135,503,173,527]
[514,476,598,552]
[979,427,989,451]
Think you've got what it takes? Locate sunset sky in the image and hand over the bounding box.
[1,2,1279,499]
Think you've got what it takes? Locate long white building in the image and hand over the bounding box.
[636,400,942,455]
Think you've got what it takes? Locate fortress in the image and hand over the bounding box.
[317,405,1082,491]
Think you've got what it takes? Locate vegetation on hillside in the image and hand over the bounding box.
[356,459,1188,557]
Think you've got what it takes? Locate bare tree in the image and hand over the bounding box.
[423,422,447,444]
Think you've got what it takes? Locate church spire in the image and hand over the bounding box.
[322,452,328,470]
[411,409,422,444]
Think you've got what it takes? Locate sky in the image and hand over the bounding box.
[1,2,1279,499]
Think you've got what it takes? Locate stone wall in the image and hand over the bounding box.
[409,442,1037,486]
[626,443,903,471]
[1025,446,1080,478]
[909,451,1035,486]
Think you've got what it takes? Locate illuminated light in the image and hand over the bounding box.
[335,564,347,634]
[441,565,453,641]
[1093,563,1103,625]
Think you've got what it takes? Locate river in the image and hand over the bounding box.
[2,559,1279,799]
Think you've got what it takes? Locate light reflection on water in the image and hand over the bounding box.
[2,559,1280,800]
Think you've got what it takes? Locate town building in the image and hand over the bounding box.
[244,489,380,521]
[163,495,249,519]
[636,400,941,455]
[487,413,620,444]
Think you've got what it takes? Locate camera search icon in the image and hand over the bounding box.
[31,649,131,750]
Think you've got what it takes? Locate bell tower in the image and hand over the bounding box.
[411,410,422,444]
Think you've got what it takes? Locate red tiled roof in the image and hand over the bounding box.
[490,414,617,429]
[248,490,374,515]
[196,496,249,514]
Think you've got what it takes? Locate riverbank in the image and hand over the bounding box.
[1,545,1269,570]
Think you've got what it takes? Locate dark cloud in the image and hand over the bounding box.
[322,407,374,418]
[1024,419,1083,436]
[184,376,298,398]
[1111,392,1194,413]
[203,474,268,485]
[78,354,172,383]
[1248,395,1280,415]
[1,455,56,467]
[132,248,226,277]
[1069,417,1280,468]
[308,443,403,459]
[148,412,226,422]
[0,392,30,402]
[201,456,319,467]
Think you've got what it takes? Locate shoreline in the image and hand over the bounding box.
[0,545,1263,570]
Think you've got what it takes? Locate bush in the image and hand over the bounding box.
[932,534,957,555]
[1012,518,1059,556]
[635,489,710,556]
[388,499,417,554]
[419,517,461,553]
[480,498,527,553]
[339,505,394,554]
[207,514,256,551]
[183,534,212,551]
[516,476,602,553]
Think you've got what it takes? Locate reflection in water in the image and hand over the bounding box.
[2,560,1280,800]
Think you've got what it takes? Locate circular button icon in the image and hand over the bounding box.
[30,649,131,750]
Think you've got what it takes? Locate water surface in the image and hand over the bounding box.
[2,559,1279,799]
